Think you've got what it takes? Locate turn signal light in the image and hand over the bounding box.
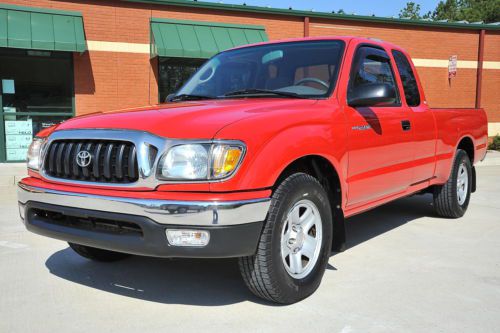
[212,146,243,179]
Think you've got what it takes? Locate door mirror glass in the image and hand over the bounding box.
[348,83,396,107]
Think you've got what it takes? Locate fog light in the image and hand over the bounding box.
[166,229,210,247]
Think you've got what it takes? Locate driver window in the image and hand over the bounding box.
[349,47,400,106]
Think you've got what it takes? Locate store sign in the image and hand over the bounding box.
[448,55,458,78]
[4,119,33,161]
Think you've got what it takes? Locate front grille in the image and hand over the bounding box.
[44,140,139,183]
[32,208,143,236]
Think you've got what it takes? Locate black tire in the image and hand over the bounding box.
[433,149,472,218]
[238,173,333,304]
[68,243,131,262]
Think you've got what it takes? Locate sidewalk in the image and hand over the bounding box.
[1,151,499,187]
[478,150,500,166]
[0,163,27,187]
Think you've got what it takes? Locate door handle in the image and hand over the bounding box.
[401,120,411,131]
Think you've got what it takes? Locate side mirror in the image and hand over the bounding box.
[348,83,396,107]
[166,93,176,103]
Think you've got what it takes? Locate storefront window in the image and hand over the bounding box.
[158,57,205,103]
[0,48,74,162]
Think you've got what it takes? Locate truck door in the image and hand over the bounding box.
[345,46,414,207]
[392,50,436,185]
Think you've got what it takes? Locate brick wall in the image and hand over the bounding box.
[2,0,499,130]
[483,33,500,124]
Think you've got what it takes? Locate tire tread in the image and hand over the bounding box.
[238,173,327,303]
[433,149,471,218]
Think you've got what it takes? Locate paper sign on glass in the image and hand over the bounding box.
[2,79,15,94]
[6,148,28,161]
[4,119,33,135]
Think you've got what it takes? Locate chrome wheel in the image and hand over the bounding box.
[281,199,323,279]
[457,163,468,205]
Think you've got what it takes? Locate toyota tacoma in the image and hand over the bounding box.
[18,37,488,304]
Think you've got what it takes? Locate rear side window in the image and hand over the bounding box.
[392,50,421,107]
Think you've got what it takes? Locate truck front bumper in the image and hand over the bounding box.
[17,183,270,258]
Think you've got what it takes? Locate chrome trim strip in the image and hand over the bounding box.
[17,183,270,227]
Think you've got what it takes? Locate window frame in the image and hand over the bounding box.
[347,44,402,108]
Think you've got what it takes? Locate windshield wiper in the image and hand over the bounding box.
[223,89,308,99]
[170,94,217,102]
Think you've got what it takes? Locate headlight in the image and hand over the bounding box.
[159,144,209,180]
[157,142,245,181]
[27,137,45,170]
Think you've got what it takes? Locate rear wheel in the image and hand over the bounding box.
[433,149,472,218]
[238,173,333,304]
[68,243,131,262]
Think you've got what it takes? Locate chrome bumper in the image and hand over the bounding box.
[17,183,270,227]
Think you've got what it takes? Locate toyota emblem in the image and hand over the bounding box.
[76,150,92,168]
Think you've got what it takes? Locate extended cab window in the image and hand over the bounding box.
[392,50,421,107]
[348,46,400,106]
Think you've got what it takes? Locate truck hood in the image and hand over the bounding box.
[54,99,318,139]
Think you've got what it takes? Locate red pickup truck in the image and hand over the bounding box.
[18,36,488,304]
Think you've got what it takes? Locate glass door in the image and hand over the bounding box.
[0,48,74,162]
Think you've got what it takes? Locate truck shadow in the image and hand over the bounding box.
[341,193,435,254]
[45,194,436,306]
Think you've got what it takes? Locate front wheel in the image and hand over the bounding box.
[239,173,333,304]
[433,149,472,218]
[68,243,131,262]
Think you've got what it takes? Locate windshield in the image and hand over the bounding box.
[174,40,345,100]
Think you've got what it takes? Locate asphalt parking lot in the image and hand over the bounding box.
[1,165,499,333]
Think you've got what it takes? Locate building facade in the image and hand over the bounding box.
[0,0,498,162]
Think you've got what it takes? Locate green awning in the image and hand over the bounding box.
[0,4,86,52]
[151,18,268,59]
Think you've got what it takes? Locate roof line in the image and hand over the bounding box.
[125,0,500,31]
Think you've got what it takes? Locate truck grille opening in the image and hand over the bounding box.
[43,140,140,183]
[32,208,143,236]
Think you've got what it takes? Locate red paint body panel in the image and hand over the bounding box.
[55,99,317,139]
[27,36,488,216]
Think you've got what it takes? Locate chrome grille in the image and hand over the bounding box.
[43,140,139,183]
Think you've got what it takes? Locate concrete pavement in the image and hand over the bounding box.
[0,166,499,333]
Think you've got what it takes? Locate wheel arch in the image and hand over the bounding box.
[273,155,346,252]
[457,136,475,164]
